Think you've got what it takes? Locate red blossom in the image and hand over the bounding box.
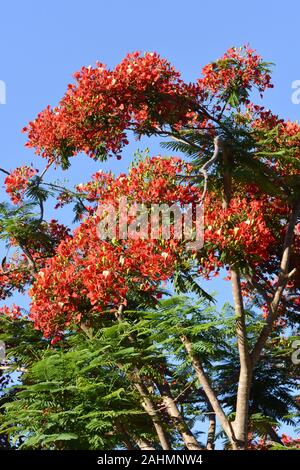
[23,52,199,164]
[198,45,273,104]
[4,165,38,204]
[0,304,22,319]
[29,156,201,337]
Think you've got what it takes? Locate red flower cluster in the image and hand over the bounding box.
[21,47,276,169]
[76,156,197,206]
[29,157,201,337]
[198,45,273,103]
[0,252,32,300]
[249,110,300,181]
[29,224,179,337]
[0,304,22,319]
[23,52,198,163]
[248,433,300,450]
[0,219,70,301]
[6,47,296,341]
[28,153,288,338]
[198,194,277,277]
[281,433,300,448]
[4,166,38,204]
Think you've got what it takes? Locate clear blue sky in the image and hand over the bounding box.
[1,0,299,305]
[0,0,299,442]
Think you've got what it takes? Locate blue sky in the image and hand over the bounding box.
[0,0,299,444]
[0,0,299,305]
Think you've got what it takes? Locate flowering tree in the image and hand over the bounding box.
[0,46,299,450]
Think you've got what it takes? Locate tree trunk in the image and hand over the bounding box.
[135,437,156,450]
[134,380,171,450]
[115,423,136,449]
[116,423,156,450]
[181,334,238,449]
[206,402,216,450]
[159,389,202,450]
[251,199,300,366]
[221,144,252,449]
[115,305,171,449]
[231,269,252,450]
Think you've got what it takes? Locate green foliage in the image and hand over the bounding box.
[0,296,228,449]
[1,294,299,449]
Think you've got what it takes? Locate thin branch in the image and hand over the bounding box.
[199,136,222,202]
[251,198,300,366]
[177,136,223,197]
[37,160,54,181]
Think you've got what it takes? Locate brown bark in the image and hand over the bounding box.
[116,304,202,449]
[222,143,252,449]
[221,143,232,209]
[181,334,237,449]
[115,305,171,450]
[115,423,136,449]
[116,423,156,450]
[158,383,202,450]
[115,363,171,449]
[135,437,156,450]
[224,159,300,448]
[206,402,216,450]
[251,198,300,366]
[133,380,171,450]
[230,269,252,449]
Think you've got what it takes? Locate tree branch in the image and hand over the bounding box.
[251,198,300,366]
[180,334,238,448]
